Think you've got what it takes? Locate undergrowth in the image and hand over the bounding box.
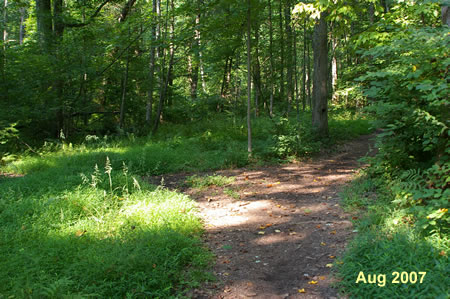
[0,158,213,298]
[336,170,449,298]
[0,112,371,297]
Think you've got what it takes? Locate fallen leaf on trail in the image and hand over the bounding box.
[275,229,281,233]
[245,176,249,180]
[316,225,321,229]
[259,223,273,229]
[329,256,335,259]
[276,204,281,208]
[326,264,333,268]
[313,179,318,182]
[352,216,358,220]
[330,230,337,235]
[258,231,265,235]
[222,260,231,264]
[308,281,318,285]
[223,272,230,276]
[289,232,297,235]
[247,282,253,287]
[336,261,344,265]
[320,242,326,246]
[319,276,326,280]
[298,289,306,293]
[267,184,273,187]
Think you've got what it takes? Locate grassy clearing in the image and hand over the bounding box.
[335,172,449,298]
[0,112,371,297]
[0,158,212,297]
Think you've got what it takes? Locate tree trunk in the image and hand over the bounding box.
[1,0,6,101]
[36,0,52,50]
[312,11,329,138]
[278,0,284,103]
[19,7,25,44]
[120,49,130,128]
[194,12,206,94]
[331,36,338,102]
[293,22,299,123]
[306,38,311,108]
[253,22,262,117]
[285,2,293,115]
[246,0,252,154]
[220,56,229,98]
[268,0,274,117]
[302,19,306,111]
[442,6,450,26]
[146,0,157,125]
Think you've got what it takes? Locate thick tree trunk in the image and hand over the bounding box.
[246,0,252,154]
[36,0,52,50]
[312,11,329,138]
[442,6,450,26]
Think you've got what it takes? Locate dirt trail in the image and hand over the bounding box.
[153,134,376,298]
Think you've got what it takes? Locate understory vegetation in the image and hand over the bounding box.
[0,0,448,297]
[335,2,449,297]
[0,112,370,297]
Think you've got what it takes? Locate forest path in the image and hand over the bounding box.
[151,134,376,298]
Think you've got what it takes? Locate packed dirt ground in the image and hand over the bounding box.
[150,134,376,298]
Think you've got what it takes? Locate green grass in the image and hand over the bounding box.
[185,174,235,189]
[335,173,449,298]
[0,112,372,297]
[0,159,212,298]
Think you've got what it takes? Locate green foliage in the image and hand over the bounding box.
[0,157,213,297]
[185,174,235,189]
[336,172,449,298]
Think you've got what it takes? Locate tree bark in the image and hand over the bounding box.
[268,0,274,117]
[331,36,338,102]
[312,11,329,138]
[120,48,130,128]
[442,6,450,26]
[1,0,6,101]
[285,1,293,115]
[146,0,157,125]
[246,0,252,154]
[19,7,25,44]
[253,22,262,117]
[278,0,284,103]
[36,0,52,50]
[302,19,306,111]
[306,37,311,108]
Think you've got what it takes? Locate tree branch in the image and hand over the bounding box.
[64,0,111,28]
